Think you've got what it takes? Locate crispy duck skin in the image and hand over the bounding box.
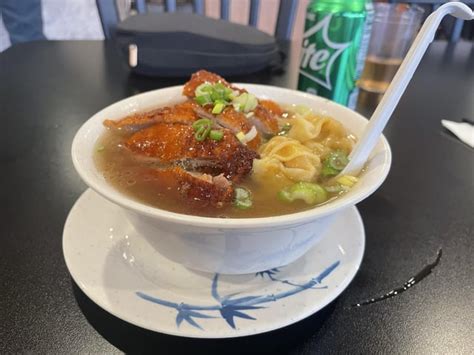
[218,107,262,150]
[103,101,198,131]
[250,104,280,136]
[125,123,257,181]
[144,166,234,208]
[182,70,244,98]
[259,99,284,117]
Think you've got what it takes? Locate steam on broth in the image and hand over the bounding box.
[94,70,358,218]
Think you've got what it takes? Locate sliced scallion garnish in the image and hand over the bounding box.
[212,101,226,114]
[193,118,212,141]
[192,118,212,130]
[236,131,246,143]
[195,95,212,106]
[233,187,253,209]
[209,129,224,141]
[195,82,233,110]
[321,151,349,177]
[321,165,340,177]
[327,151,349,170]
[195,82,213,97]
[278,182,328,205]
[232,93,258,113]
[195,125,211,141]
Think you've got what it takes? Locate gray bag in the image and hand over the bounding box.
[115,12,282,77]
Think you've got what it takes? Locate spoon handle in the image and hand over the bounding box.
[342,2,474,176]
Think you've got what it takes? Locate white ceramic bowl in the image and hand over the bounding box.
[72,84,391,274]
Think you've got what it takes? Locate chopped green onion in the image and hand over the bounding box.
[230,90,239,99]
[233,187,253,209]
[277,189,293,203]
[236,131,246,142]
[195,125,211,141]
[321,151,349,177]
[244,94,258,112]
[232,93,258,113]
[209,83,233,102]
[195,82,213,97]
[223,88,233,100]
[195,95,212,106]
[212,101,226,114]
[327,151,349,170]
[195,82,234,108]
[192,118,212,130]
[213,83,223,97]
[278,182,328,205]
[235,199,252,209]
[193,118,212,141]
[97,146,105,152]
[209,129,224,141]
[321,165,340,177]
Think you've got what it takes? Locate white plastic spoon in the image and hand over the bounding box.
[342,2,474,176]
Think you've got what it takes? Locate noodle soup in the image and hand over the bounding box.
[94,70,359,218]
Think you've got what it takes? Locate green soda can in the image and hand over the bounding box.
[298,0,373,109]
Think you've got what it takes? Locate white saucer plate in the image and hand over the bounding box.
[63,189,365,338]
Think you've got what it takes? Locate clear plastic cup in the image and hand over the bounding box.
[357,3,425,114]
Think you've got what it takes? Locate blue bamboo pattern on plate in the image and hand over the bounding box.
[136,260,340,330]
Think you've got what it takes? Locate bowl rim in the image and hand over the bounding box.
[72,84,392,229]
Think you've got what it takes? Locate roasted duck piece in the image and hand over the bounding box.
[102,70,286,209]
[125,123,257,181]
[251,105,279,135]
[104,101,198,131]
[182,70,244,98]
[143,166,234,208]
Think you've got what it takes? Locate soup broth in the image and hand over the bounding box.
[95,131,336,218]
[95,105,356,218]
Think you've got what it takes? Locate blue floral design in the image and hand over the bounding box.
[136,260,340,330]
[256,267,329,289]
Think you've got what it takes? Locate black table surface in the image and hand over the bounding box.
[1,40,473,354]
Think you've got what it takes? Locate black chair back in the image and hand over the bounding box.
[96,0,298,40]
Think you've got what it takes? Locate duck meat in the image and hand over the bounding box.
[143,166,234,208]
[125,123,258,182]
[103,101,198,132]
[182,70,245,98]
